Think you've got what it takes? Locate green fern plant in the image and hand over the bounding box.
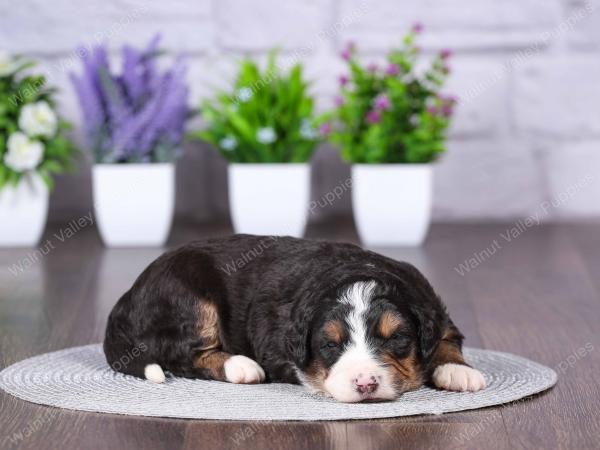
[192,52,320,163]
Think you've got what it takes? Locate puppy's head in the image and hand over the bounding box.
[297,280,438,403]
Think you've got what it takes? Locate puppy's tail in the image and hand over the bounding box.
[143,363,166,383]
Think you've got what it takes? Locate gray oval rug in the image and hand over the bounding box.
[0,344,556,421]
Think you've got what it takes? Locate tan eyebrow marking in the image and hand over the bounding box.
[323,320,345,344]
[378,311,403,339]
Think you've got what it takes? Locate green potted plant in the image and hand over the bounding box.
[0,51,77,247]
[192,52,320,237]
[321,24,455,246]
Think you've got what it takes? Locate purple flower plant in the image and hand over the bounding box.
[326,23,455,164]
[70,35,189,163]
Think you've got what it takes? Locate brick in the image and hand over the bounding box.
[445,57,510,137]
[185,55,239,105]
[339,0,562,51]
[566,0,600,49]
[281,48,348,112]
[36,57,84,130]
[119,0,212,18]
[433,139,544,220]
[514,57,600,138]
[539,141,600,218]
[215,0,334,51]
[0,1,214,54]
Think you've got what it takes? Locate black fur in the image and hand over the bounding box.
[104,235,457,383]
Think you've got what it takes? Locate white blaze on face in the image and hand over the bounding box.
[323,281,397,402]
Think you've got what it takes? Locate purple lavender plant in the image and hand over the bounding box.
[70,35,189,163]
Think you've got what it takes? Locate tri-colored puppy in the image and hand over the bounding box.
[104,235,485,403]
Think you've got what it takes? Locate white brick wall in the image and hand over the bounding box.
[2,0,599,222]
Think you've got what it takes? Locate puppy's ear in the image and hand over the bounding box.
[284,304,314,368]
[408,302,443,361]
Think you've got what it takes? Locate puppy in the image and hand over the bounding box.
[104,235,485,403]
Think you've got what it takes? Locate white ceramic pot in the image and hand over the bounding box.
[228,163,310,237]
[0,173,49,247]
[92,163,174,247]
[352,164,432,247]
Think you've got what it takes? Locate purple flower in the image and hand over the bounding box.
[440,48,452,59]
[441,94,458,105]
[438,94,457,117]
[412,22,424,34]
[427,106,438,116]
[385,63,400,76]
[373,94,391,111]
[340,41,356,61]
[366,109,381,124]
[334,96,344,107]
[441,104,454,117]
[70,35,189,163]
[319,122,332,136]
[339,74,349,86]
[367,62,378,73]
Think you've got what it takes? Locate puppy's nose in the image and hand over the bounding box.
[354,375,379,394]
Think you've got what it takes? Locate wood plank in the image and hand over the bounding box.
[183,421,346,450]
[458,224,600,449]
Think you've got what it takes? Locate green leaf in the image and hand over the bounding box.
[38,170,54,190]
[0,165,7,187]
[40,160,63,173]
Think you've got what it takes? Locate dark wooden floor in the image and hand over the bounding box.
[1,220,599,450]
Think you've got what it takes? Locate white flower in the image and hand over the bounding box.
[299,119,317,140]
[256,127,276,144]
[4,132,44,172]
[219,135,237,151]
[237,87,253,103]
[19,101,58,138]
[409,114,420,126]
[0,50,19,77]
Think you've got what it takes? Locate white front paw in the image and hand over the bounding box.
[433,363,486,392]
[224,355,265,384]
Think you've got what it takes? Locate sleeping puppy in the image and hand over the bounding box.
[104,235,485,403]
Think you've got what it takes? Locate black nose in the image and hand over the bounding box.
[354,375,379,394]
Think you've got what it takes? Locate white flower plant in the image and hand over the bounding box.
[192,52,321,163]
[0,52,76,191]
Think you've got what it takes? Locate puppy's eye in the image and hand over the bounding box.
[325,341,338,349]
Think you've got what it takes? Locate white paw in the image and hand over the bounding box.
[433,363,486,392]
[224,355,265,384]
